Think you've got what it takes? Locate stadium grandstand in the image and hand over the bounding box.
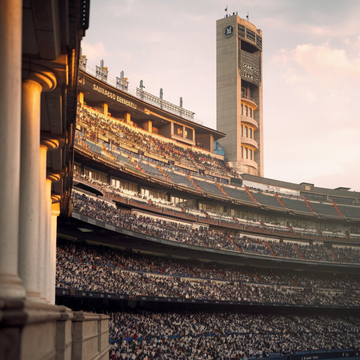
[56,32,360,358]
[2,2,360,359]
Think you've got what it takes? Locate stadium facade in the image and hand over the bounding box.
[58,15,360,356]
[60,60,360,356]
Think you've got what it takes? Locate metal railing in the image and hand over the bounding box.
[80,64,203,124]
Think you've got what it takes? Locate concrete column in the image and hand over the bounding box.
[102,102,108,116]
[18,79,42,300]
[40,139,59,303]
[19,64,56,302]
[44,174,61,304]
[124,112,131,123]
[0,0,25,298]
[44,178,53,303]
[39,144,48,302]
[79,91,84,104]
[143,120,153,133]
[50,202,61,304]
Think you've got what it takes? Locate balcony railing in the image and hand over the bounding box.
[241,94,257,104]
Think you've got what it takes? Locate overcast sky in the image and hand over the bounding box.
[82,0,360,192]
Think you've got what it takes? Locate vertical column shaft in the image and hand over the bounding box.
[0,0,25,298]
[50,202,60,304]
[44,178,53,302]
[18,80,43,300]
[40,140,59,303]
[39,144,48,301]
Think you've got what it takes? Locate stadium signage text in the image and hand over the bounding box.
[92,84,137,109]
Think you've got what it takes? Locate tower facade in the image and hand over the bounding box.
[216,14,263,176]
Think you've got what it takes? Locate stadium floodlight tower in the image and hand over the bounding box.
[216,12,263,176]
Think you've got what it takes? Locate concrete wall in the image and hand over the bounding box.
[0,301,110,360]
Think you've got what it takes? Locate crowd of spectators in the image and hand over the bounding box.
[72,190,360,264]
[108,310,360,359]
[74,173,360,243]
[56,239,360,307]
[73,191,235,251]
[75,105,360,228]
[76,104,234,177]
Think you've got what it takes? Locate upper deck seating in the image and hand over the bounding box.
[192,179,226,197]
[279,196,312,214]
[337,204,360,219]
[310,202,341,217]
[222,186,254,203]
[251,192,283,209]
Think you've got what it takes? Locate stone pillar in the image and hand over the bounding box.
[124,112,131,123]
[102,102,108,116]
[39,139,59,303]
[143,120,153,133]
[19,79,42,300]
[0,0,25,299]
[19,64,56,302]
[39,144,48,302]
[78,91,84,104]
[43,174,61,305]
[50,201,61,305]
[44,178,53,303]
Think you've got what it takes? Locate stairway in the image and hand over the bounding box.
[134,162,146,174]
[294,244,305,260]
[187,175,203,191]
[157,166,171,181]
[244,186,258,204]
[265,241,276,256]
[228,236,243,252]
[329,249,339,262]
[331,199,344,217]
[302,195,315,214]
[275,192,286,208]
[218,183,229,197]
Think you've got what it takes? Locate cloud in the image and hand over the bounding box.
[274,42,360,82]
[81,41,109,64]
[265,38,360,191]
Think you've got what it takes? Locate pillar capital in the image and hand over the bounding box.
[51,194,62,203]
[40,135,60,151]
[47,172,62,182]
[22,61,57,92]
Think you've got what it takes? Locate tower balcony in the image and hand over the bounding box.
[236,159,259,175]
[241,137,258,149]
[240,115,258,129]
[241,95,258,109]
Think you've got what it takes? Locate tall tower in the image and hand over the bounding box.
[216,13,263,176]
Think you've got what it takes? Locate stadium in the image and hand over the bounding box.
[1,2,360,360]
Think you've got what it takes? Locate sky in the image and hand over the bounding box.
[82,0,360,192]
